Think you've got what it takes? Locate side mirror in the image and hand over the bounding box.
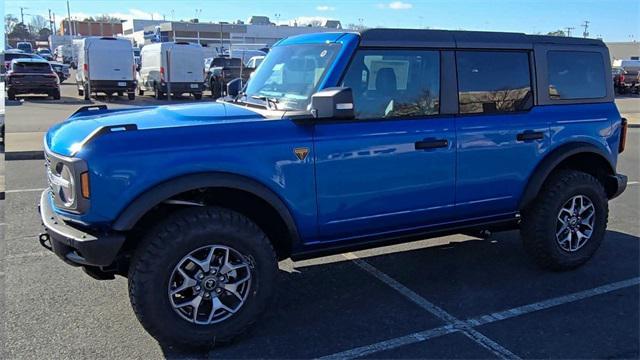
[227,78,242,97]
[310,87,355,120]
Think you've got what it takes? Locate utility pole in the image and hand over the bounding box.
[66,0,73,36]
[565,26,575,37]
[581,20,590,38]
[48,9,54,34]
[20,7,28,24]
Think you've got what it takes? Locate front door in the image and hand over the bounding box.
[314,48,457,240]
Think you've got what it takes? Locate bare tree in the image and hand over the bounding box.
[5,14,19,35]
[94,14,122,23]
[29,15,48,34]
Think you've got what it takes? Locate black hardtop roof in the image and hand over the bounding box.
[359,28,605,49]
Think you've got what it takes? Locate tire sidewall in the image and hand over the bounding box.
[537,181,607,265]
[130,208,276,346]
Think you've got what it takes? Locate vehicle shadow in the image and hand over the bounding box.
[158,230,639,359]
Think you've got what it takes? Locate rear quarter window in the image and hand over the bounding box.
[547,51,606,100]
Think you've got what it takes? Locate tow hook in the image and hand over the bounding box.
[39,233,53,251]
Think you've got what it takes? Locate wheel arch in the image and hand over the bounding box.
[112,172,300,259]
[519,142,617,211]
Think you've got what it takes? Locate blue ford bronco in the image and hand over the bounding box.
[39,29,628,348]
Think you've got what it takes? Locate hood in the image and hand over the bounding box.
[46,102,265,157]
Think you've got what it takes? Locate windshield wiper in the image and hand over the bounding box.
[251,95,280,110]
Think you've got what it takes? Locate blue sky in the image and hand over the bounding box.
[4,0,639,42]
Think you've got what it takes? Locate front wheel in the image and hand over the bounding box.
[128,207,278,349]
[521,170,608,271]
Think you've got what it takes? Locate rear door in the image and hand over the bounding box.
[314,48,457,240]
[454,50,550,219]
[169,45,205,83]
[88,39,133,81]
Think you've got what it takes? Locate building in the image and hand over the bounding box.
[606,41,640,62]
[130,18,341,51]
[59,19,123,37]
[123,19,164,36]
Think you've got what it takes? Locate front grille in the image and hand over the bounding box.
[44,151,55,200]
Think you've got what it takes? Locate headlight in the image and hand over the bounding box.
[52,163,75,207]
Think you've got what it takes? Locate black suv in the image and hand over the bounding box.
[6,58,61,100]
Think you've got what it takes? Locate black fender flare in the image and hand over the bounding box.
[518,142,615,210]
[111,172,301,245]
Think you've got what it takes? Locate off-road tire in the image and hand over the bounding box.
[128,207,278,349]
[521,170,608,271]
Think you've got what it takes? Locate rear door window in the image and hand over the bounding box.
[13,62,52,73]
[547,51,606,99]
[456,51,533,114]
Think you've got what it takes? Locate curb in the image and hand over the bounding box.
[629,123,640,128]
[5,151,45,161]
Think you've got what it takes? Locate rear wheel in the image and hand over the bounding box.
[83,84,90,100]
[154,85,163,100]
[52,89,61,100]
[127,92,135,101]
[138,87,144,96]
[521,170,608,271]
[128,207,278,349]
[7,88,16,101]
[117,91,124,97]
[194,92,203,100]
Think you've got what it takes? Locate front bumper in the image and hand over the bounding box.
[608,173,628,200]
[38,190,125,267]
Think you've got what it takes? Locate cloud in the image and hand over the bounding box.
[281,16,329,26]
[67,8,163,21]
[377,1,413,10]
[316,5,335,11]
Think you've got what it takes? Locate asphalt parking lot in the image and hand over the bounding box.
[1,82,639,358]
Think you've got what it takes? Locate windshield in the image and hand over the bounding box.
[244,43,341,110]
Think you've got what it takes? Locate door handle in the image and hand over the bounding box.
[415,139,449,150]
[517,131,544,142]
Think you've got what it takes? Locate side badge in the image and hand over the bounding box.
[294,147,309,161]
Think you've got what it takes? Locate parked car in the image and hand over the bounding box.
[36,47,52,56]
[16,41,33,53]
[38,29,627,349]
[50,61,70,83]
[138,42,205,99]
[205,56,251,98]
[245,55,264,69]
[6,58,60,100]
[74,37,137,100]
[613,68,640,94]
[229,49,266,65]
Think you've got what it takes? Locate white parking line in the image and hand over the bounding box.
[322,273,640,359]
[627,181,639,186]
[5,188,46,193]
[342,253,520,360]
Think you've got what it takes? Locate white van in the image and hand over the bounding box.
[55,45,72,64]
[138,42,205,99]
[74,37,137,100]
